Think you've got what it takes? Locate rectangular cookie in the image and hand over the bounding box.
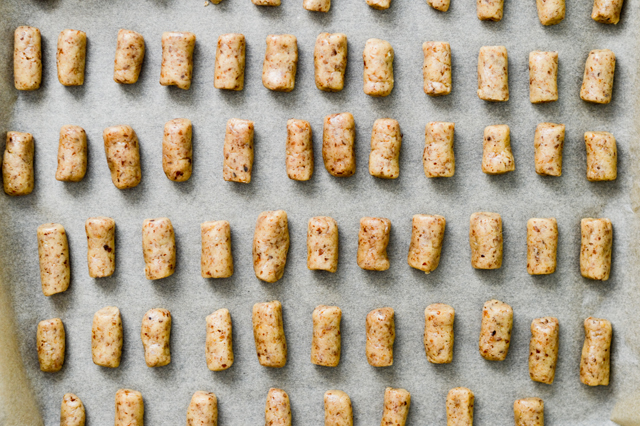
[305,0,331,11]
[3,131,35,196]
[103,125,142,189]
[85,216,116,278]
[253,0,281,6]
[407,214,446,273]
[580,49,615,104]
[424,122,455,177]
[482,124,514,174]
[201,220,233,278]
[14,26,42,90]
[253,210,290,283]
[311,305,342,367]
[592,0,623,23]
[537,0,565,24]
[477,0,503,20]
[380,388,410,426]
[534,123,565,176]
[428,0,450,11]
[37,223,70,296]
[358,217,391,271]
[307,216,339,272]
[585,131,617,181]
[187,391,217,426]
[367,0,391,9]
[580,316,612,386]
[214,33,245,90]
[529,51,558,103]
[314,33,347,91]
[113,29,145,84]
[469,212,503,269]
[477,46,509,101]
[92,306,123,368]
[369,118,402,179]
[115,389,143,426]
[527,218,558,275]
[286,119,313,181]
[424,303,455,364]
[142,218,176,280]
[324,390,352,426]
[141,308,172,367]
[366,307,395,367]
[363,39,394,96]
[265,389,291,425]
[580,218,613,280]
[37,318,65,372]
[529,317,559,384]
[423,42,452,96]
[206,308,234,371]
[323,113,356,177]
[446,387,474,426]
[57,29,87,86]
[478,299,513,361]
[60,393,85,426]
[163,118,193,182]
[253,301,287,367]
[56,125,87,182]
[223,118,254,183]
[160,31,196,90]
[514,398,544,426]
[262,34,298,92]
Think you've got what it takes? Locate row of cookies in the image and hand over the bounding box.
[37,301,612,388]
[2,120,617,195]
[14,27,617,103]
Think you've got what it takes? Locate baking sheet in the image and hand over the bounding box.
[1,0,639,424]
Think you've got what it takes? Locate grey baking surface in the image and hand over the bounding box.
[1,0,640,424]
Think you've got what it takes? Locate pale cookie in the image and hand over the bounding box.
[223,118,254,183]
[363,39,394,96]
[527,218,558,275]
[113,29,145,84]
[60,393,86,426]
[537,0,565,24]
[37,223,70,296]
[286,119,313,181]
[477,0,503,20]
[103,125,141,189]
[37,318,65,372]
[408,214,446,273]
[580,218,612,281]
[592,0,623,23]
[160,31,196,90]
[580,49,615,104]
[85,217,116,278]
[446,387,474,426]
[311,305,342,367]
[163,118,193,182]
[262,34,298,92]
[142,218,176,280]
[3,131,35,196]
[529,51,558,103]
[201,220,233,278]
[141,308,172,367]
[479,299,513,361]
[477,46,509,101]
[369,118,401,179]
[482,125,514,174]
[580,316,612,386]
[325,390,353,426]
[358,217,391,271]
[14,26,42,90]
[92,306,123,368]
[424,122,455,177]
[56,125,87,182]
[585,131,617,181]
[529,317,559,384]
[305,0,331,11]
[323,112,356,177]
[534,123,564,176]
[57,29,86,86]
[253,300,287,367]
[115,389,144,426]
[424,303,455,364]
[265,389,291,425]
[380,387,410,426]
[514,398,544,426]
[215,33,245,90]
[469,212,503,269]
[428,0,450,11]
[253,210,290,282]
[366,307,395,367]
[206,308,234,371]
[187,391,217,426]
[314,33,347,91]
[423,42,452,96]
[367,0,391,9]
[307,216,339,272]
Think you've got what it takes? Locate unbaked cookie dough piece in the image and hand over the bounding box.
[115,389,144,426]
[141,308,172,367]
[103,125,142,189]
[160,31,196,90]
[57,29,86,86]
[56,125,87,182]
[113,29,145,84]
[366,307,395,367]
[580,218,613,281]
[254,0,280,7]
[363,39,394,96]
[253,210,290,282]
[314,33,347,91]
[92,306,123,368]
[86,216,116,278]
[37,223,70,296]
[206,308,234,371]
[537,0,565,24]
[585,131,617,181]
[325,390,353,426]
[215,33,245,90]
[527,218,558,275]
[323,112,356,177]
[37,318,65,372]
[163,118,192,182]
[380,387,410,426]
[479,299,513,361]
[223,118,254,183]
[424,303,454,364]
[529,317,559,384]
[428,0,450,11]
[424,122,455,177]
[367,0,391,9]
[580,316,612,386]
[265,388,291,425]
[446,387,474,426]
[423,42,451,96]
[369,118,402,179]
[358,217,391,271]
[307,216,339,272]
[580,49,615,104]
[187,391,217,426]
[514,398,544,426]
[469,212,503,269]
[311,305,342,367]
[253,300,287,367]
[592,0,623,24]
[305,0,331,11]
[477,46,509,101]
[142,218,176,280]
[14,26,42,90]
[529,51,558,103]
[60,393,85,426]
[201,220,233,278]
[483,125,514,174]
[3,131,35,196]
[262,34,298,92]
[408,214,446,273]
[534,123,565,176]
[286,119,314,181]
[477,0,503,20]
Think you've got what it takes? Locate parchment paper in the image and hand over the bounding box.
[0,0,639,424]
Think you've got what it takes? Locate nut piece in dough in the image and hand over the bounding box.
[324,390,353,426]
[37,318,65,372]
[311,305,342,367]
[14,26,42,91]
[253,210,290,282]
[206,308,234,371]
[477,0,503,20]
[366,307,395,367]
[514,398,544,426]
[252,300,287,368]
[305,0,331,11]
[160,31,196,90]
[56,125,87,182]
[529,51,558,103]
[307,216,339,272]
[314,33,347,91]
[363,39,394,97]
[115,389,144,426]
[163,118,192,182]
[57,29,86,86]
[380,387,410,426]
[265,388,291,426]
[37,223,71,296]
[477,46,509,101]
[424,303,455,364]
[113,29,145,84]
[262,34,298,92]
[469,212,503,269]
[3,131,35,196]
[478,299,513,361]
[358,217,391,271]
[580,218,613,281]
[592,0,623,24]
[323,112,356,177]
[423,42,452,96]
[141,308,172,367]
[529,317,559,384]
[60,393,86,426]
[369,118,402,179]
[142,218,176,280]
[527,218,558,275]
[92,306,123,368]
[482,125,514,175]
[215,33,245,91]
[534,123,564,177]
[424,122,455,177]
[223,118,254,183]
[86,216,116,278]
[446,387,474,426]
[580,49,615,104]
[103,125,142,189]
[187,391,217,426]
[286,119,313,181]
[408,214,446,273]
[536,0,565,24]
[585,131,617,181]
[580,316,612,386]
[201,220,233,279]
